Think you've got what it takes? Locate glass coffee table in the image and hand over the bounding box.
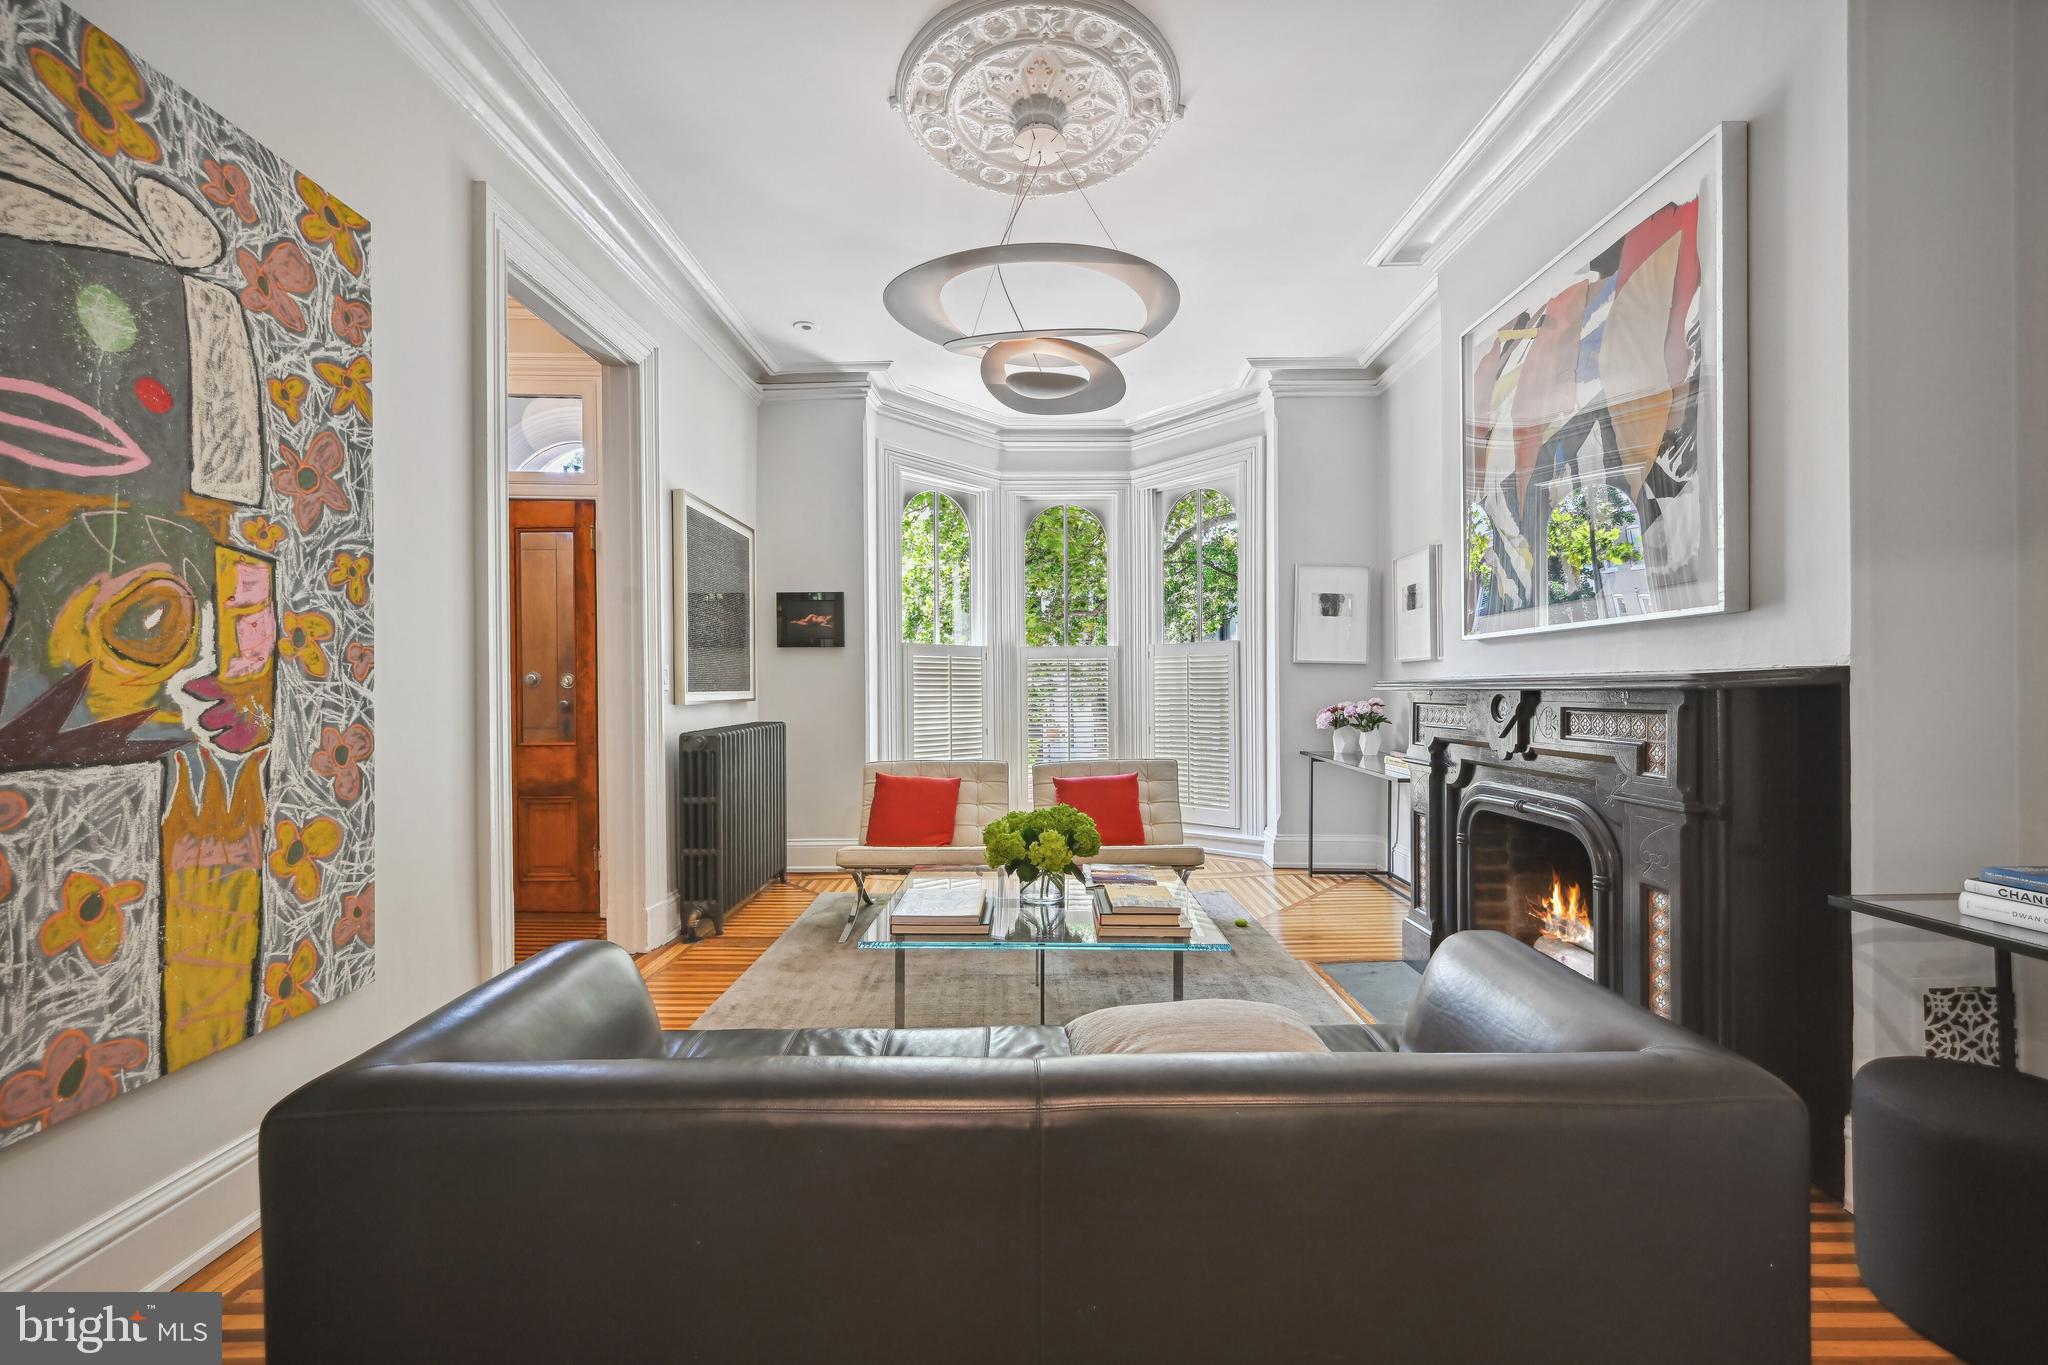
[857,868,1232,1026]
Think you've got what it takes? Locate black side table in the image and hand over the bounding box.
[1824,892,2046,1070]
[1299,749,1408,880]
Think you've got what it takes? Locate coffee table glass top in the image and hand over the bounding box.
[857,869,1231,952]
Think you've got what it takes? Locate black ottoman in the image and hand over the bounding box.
[1853,1057,2048,1364]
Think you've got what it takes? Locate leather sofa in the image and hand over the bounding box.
[259,931,1808,1364]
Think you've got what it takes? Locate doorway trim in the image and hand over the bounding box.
[476,184,666,975]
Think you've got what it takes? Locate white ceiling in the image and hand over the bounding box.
[490,0,1577,420]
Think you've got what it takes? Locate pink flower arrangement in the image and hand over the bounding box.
[1316,696,1390,731]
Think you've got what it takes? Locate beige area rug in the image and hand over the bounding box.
[693,891,1359,1029]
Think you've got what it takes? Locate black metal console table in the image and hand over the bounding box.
[1299,749,1409,880]
[1824,892,2047,1070]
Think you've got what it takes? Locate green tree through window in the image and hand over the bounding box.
[1024,505,1108,646]
[901,491,971,643]
[1161,488,1237,643]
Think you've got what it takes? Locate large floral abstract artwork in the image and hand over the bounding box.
[1462,124,1746,639]
[0,0,374,1149]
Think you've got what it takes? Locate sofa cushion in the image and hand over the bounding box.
[1053,771,1146,845]
[1066,998,1331,1055]
[866,773,960,846]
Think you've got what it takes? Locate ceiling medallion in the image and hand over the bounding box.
[892,0,1183,195]
[884,0,1182,415]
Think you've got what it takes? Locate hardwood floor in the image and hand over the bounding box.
[181,862,1955,1362]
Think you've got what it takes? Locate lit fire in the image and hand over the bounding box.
[1529,874,1594,950]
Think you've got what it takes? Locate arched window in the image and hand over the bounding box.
[1544,484,1643,623]
[1161,488,1237,643]
[901,491,971,644]
[1023,505,1108,646]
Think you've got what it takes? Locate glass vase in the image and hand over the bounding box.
[1018,870,1066,906]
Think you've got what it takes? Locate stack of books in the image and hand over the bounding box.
[889,875,991,938]
[1093,884,1190,940]
[1957,865,2048,933]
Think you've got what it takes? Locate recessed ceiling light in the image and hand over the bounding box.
[791,320,816,332]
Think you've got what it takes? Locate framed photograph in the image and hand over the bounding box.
[1394,546,1441,662]
[1293,565,1374,664]
[776,591,846,648]
[1461,121,1747,639]
[672,490,754,703]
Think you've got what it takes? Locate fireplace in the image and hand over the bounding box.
[1387,670,1852,1191]
[1466,809,1598,979]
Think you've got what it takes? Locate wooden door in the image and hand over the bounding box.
[511,499,599,913]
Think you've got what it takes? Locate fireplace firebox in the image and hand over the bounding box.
[1386,670,1851,1192]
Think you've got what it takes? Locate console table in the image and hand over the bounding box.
[1299,749,1409,880]
[1824,892,2047,1070]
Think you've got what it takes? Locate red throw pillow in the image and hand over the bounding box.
[1052,772,1146,846]
[866,773,961,846]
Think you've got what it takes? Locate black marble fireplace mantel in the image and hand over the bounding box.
[1379,667,1852,1192]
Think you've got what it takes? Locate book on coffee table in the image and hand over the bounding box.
[889,876,990,936]
[1095,921,1191,941]
[1086,865,1158,885]
[1092,886,1188,931]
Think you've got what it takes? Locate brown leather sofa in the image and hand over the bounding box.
[259,931,1808,1364]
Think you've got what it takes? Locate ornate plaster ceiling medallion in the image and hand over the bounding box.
[893,0,1183,193]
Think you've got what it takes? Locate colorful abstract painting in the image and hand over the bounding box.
[0,0,373,1149]
[1461,124,1745,638]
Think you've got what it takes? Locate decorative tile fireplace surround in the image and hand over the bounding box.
[1386,670,1853,1191]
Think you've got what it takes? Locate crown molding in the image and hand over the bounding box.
[357,0,774,393]
[1358,279,1441,388]
[1255,359,1375,399]
[1365,0,1709,270]
[759,365,889,402]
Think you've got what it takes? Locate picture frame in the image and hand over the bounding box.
[672,489,755,703]
[1394,546,1442,662]
[1292,565,1374,664]
[776,591,846,648]
[1461,121,1747,640]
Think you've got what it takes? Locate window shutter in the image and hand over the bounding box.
[1152,647,1234,820]
[908,648,985,760]
[1025,654,1113,766]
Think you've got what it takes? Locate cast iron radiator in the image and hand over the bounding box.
[675,721,787,939]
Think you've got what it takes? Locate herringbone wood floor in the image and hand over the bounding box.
[182,861,1953,1362]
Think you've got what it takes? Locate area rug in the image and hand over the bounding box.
[1319,960,1423,1027]
[693,891,1359,1029]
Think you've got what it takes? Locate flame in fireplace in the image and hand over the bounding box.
[1529,874,1595,950]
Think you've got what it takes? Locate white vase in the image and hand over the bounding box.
[1355,727,1383,759]
[1330,729,1351,760]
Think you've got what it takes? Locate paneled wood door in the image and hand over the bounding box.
[511,499,599,913]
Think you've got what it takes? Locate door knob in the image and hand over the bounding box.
[523,671,540,687]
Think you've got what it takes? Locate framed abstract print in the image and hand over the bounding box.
[1462,122,1747,639]
[1292,565,1373,665]
[672,490,754,704]
[1393,546,1441,663]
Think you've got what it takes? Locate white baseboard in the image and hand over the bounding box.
[1265,833,1387,872]
[1187,830,1271,860]
[788,836,852,873]
[0,1130,259,1292]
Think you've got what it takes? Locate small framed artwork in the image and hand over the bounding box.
[1293,565,1374,664]
[672,490,755,703]
[776,591,846,648]
[1394,546,1441,663]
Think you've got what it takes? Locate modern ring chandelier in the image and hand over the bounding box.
[882,1,1183,416]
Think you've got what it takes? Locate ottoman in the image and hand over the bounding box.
[1853,1056,2048,1364]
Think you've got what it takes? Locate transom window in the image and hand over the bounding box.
[1161,488,1238,642]
[1023,504,1108,646]
[901,490,972,644]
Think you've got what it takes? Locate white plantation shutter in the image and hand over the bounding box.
[1152,646,1236,824]
[907,647,985,760]
[1025,652,1113,766]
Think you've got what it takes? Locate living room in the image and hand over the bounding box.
[0,1,2041,1361]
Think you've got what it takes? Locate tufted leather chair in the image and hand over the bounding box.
[835,762,1010,927]
[1030,758,1205,877]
